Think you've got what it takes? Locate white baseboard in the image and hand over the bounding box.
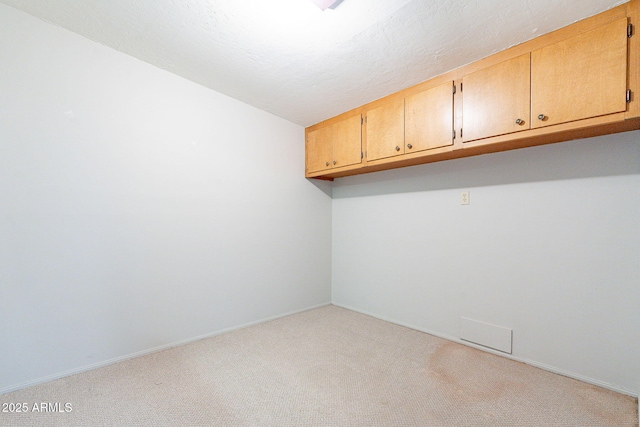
[0,301,332,396]
[332,302,639,399]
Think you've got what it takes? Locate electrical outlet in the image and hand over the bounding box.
[461,191,470,205]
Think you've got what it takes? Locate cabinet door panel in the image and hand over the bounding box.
[405,82,454,152]
[531,18,628,129]
[366,99,405,161]
[462,53,531,142]
[306,126,332,174]
[332,114,362,168]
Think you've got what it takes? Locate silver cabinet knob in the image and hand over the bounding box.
[407,144,413,149]
[333,160,336,165]
[515,119,523,125]
[538,114,545,120]
[395,146,400,151]
[325,161,330,167]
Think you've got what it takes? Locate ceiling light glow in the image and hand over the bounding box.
[310,0,339,10]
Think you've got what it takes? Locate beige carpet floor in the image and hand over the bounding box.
[1,305,637,426]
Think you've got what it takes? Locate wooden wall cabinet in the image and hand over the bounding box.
[365,81,455,162]
[306,125,332,174]
[306,114,362,175]
[463,18,629,143]
[405,82,455,153]
[365,99,405,161]
[462,54,531,142]
[530,18,628,129]
[365,81,454,162]
[305,0,640,180]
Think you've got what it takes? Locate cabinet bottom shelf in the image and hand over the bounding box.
[306,114,640,180]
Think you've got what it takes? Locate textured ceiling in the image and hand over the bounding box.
[0,0,628,127]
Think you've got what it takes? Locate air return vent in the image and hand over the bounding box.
[460,317,512,354]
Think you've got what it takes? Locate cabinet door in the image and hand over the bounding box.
[366,98,405,161]
[405,81,454,152]
[306,125,332,174]
[531,18,628,129]
[462,53,531,142]
[332,114,362,168]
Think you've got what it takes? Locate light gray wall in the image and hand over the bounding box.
[0,4,332,393]
[332,132,640,395]
[2,0,638,401]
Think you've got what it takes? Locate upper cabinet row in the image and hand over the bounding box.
[366,81,454,161]
[306,114,362,174]
[306,3,640,180]
[464,18,628,142]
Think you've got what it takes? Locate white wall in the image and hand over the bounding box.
[0,4,332,393]
[332,132,640,395]
[2,0,638,400]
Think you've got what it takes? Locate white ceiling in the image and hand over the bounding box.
[1,0,628,127]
